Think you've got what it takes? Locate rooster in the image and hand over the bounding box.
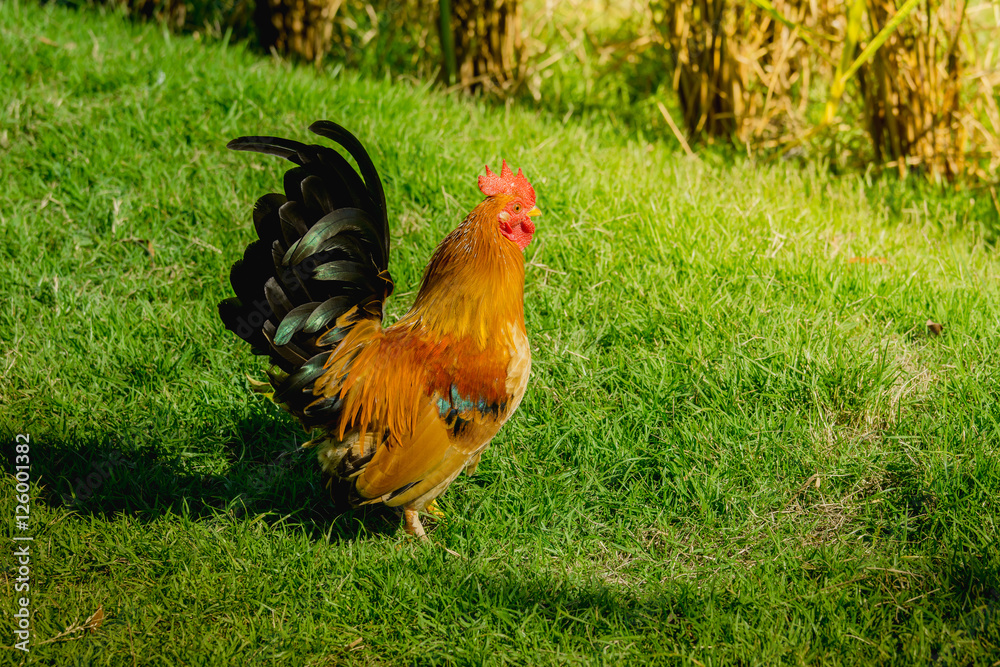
[219,121,539,538]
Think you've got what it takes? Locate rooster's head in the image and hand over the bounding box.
[478,161,540,250]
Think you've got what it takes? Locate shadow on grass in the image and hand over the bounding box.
[18,413,402,542]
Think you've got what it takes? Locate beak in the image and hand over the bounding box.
[527,206,541,217]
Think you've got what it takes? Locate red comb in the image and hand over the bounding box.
[478,160,535,204]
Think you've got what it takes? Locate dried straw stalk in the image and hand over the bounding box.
[447,0,526,95]
[858,0,1000,180]
[254,0,344,63]
[653,0,841,146]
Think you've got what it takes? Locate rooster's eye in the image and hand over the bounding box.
[513,203,522,213]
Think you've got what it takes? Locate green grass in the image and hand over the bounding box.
[2,2,1000,664]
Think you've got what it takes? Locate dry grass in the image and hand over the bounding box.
[859,0,1000,181]
[649,0,1000,183]
[449,0,526,94]
[254,0,343,64]
[86,0,1000,183]
[650,0,842,146]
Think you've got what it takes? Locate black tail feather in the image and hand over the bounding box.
[220,122,393,426]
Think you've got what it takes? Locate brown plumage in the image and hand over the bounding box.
[220,122,538,538]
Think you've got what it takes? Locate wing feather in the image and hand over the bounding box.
[312,319,521,508]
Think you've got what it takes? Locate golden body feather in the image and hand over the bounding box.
[311,194,532,533]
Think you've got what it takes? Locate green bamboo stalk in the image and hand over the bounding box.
[780,0,923,155]
[820,0,867,125]
[439,0,457,85]
[824,0,922,123]
[842,0,922,82]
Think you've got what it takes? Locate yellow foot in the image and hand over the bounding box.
[425,500,445,519]
[403,508,428,541]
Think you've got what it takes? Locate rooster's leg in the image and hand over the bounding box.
[404,507,427,540]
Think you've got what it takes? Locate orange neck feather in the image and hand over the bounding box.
[400,195,526,346]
